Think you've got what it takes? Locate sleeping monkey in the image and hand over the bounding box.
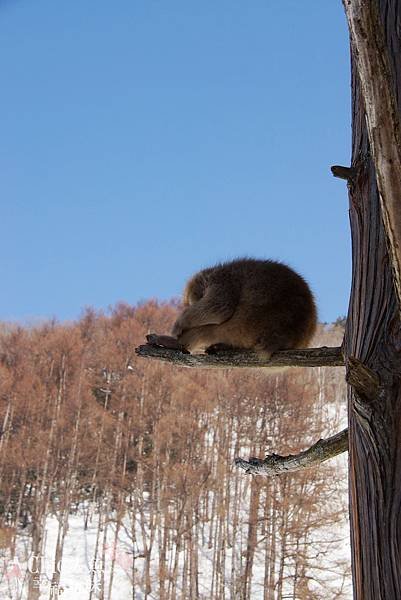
[148,258,317,356]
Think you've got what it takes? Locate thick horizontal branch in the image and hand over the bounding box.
[235,428,349,476]
[135,344,344,369]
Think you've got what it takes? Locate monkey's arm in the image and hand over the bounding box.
[172,284,237,337]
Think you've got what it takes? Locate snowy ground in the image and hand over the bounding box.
[1,513,132,599]
[0,495,351,600]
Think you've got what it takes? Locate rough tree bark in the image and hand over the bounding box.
[342,1,401,598]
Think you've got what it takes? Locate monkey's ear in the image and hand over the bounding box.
[146,333,189,353]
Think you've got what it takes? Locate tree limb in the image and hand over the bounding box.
[135,343,344,369]
[235,428,349,476]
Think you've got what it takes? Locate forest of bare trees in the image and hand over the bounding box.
[0,302,350,599]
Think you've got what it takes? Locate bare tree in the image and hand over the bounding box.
[339,1,401,597]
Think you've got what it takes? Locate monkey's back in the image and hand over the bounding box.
[201,258,317,353]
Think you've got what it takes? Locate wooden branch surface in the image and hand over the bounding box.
[235,428,349,476]
[343,0,401,309]
[135,343,344,369]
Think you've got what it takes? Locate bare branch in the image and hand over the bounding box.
[235,428,349,476]
[135,343,344,369]
[343,0,401,309]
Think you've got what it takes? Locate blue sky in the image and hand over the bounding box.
[1,1,351,324]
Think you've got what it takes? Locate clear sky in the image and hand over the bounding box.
[1,1,351,324]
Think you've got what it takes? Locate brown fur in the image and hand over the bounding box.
[171,258,317,356]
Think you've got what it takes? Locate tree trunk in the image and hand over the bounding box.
[344,1,401,597]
